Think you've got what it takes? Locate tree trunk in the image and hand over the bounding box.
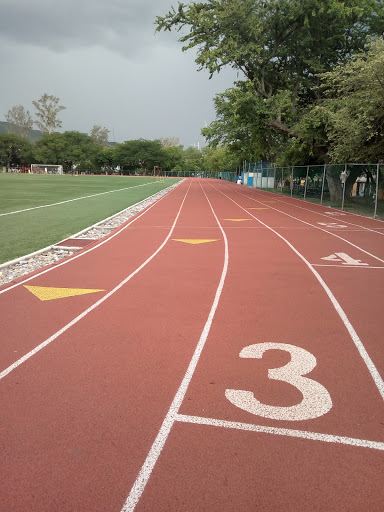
[326,168,343,203]
[344,168,360,200]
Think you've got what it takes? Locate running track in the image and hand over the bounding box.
[1,178,383,511]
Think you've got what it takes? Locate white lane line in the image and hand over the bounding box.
[0,182,192,381]
[175,414,384,451]
[312,264,384,269]
[212,183,384,402]
[229,186,384,264]
[0,181,159,216]
[0,186,178,296]
[240,186,384,234]
[120,180,229,512]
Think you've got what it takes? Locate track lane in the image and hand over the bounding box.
[0,179,228,512]
[123,179,384,511]
[229,185,384,259]
[1,178,383,511]
[214,182,384,382]
[0,183,188,371]
[243,186,384,232]
[136,423,384,512]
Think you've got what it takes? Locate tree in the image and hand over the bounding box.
[5,105,33,139]
[160,137,181,147]
[308,37,384,200]
[157,0,384,165]
[183,146,203,172]
[32,93,66,134]
[34,133,67,166]
[114,139,165,174]
[162,144,185,173]
[94,146,117,174]
[90,125,110,146]
[203,145,240,173]
[322,38,384,165]
[0,134,33,170]
[34,131,99,172]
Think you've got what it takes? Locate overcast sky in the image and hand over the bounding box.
[0,0,238,147]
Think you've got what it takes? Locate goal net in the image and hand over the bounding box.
[31,164,64,175]
[153,166,165,182]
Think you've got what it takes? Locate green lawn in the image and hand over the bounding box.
[0,174,181,264]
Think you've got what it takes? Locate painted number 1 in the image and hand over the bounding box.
[225,343,332,421]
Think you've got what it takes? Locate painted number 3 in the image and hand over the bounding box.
[225,343,332,421]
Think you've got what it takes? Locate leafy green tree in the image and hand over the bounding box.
[183,146,203,172]
[34,131,99,172]
[162,144,185,173]
[322,38,384,164]
[5,105,33,139]
[114,139,165,174]
[160,137,181,147]
[203,145,240,173]
[34,132,67,166]
[0,134,33,170]
[94,146,117,173]
[90,125,110,147]
[32,93,66,134]
[157,0,383,165]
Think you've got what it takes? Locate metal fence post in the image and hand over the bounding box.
[280,167,283,194]
[320,165,326,204]
[290,167,293,197]
[341,163,347,211]
[374,162,380,218]
[303,165,309,200]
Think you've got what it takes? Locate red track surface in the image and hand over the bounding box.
[1,179,383,511]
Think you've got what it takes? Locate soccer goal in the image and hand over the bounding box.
[31,164,64,175]
[153,166,165,183]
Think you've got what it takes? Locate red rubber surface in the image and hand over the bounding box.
[1,179,383,511]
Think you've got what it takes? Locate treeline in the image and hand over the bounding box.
[156,0,384,200]
[0,132,241,174]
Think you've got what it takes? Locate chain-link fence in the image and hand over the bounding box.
[165,170,236,182]
[243,163,383,219]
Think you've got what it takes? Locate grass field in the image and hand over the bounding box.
[0,174,181,264]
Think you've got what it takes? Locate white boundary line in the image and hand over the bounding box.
[0,181,192,381]
[0,180,160,216]
[228,186,384,265]
[312,264,384,269]
[175,414,384,451]
[120,180,229,512]
[212,183,384,401]
[0,185,180,295]
[241,186,384,233]
[0,184,179,270]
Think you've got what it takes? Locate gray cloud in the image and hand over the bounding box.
[0,0,175,56]
[0,0,237,147]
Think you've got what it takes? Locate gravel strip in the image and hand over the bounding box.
[0,181,182,286]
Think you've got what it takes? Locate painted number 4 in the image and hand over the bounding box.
[321,253,368,266]
[225,343,332,421]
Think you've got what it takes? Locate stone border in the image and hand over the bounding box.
[0,181,182,286]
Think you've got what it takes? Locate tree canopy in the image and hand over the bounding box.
[157,0,384,164]
[35,131,99,172]
[114,139,165,173]
[90,125,110,147]
[321,37,384,164]
[32,93,66,135]
[5,105,33,139]
[0,134,33,169]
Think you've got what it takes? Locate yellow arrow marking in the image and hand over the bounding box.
[24,286,105,301]
[223,219,251,222]
[172,239,219,245]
